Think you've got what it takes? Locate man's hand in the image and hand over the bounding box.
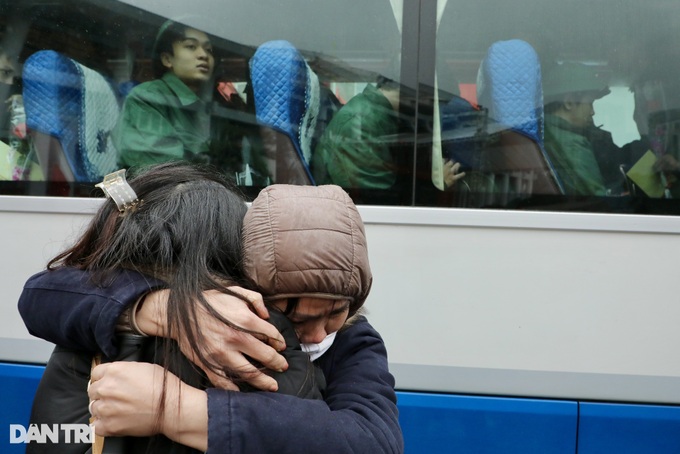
[135,287,288,391]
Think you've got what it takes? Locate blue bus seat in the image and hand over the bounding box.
[23,50,120,182]
[476,39,564,197]
[250,40,318,185]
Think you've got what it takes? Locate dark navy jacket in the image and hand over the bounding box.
[18,268,404,453]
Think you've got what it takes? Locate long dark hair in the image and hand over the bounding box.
[49,162,260,391]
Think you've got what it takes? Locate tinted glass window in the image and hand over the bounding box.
[2,0,680,214]
[0,0,405,202]
[430,0,680,214]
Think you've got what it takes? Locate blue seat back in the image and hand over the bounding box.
[23,50,119,181]
[477,40,564,193]
[477,39,543,144]
[250,40,319,184]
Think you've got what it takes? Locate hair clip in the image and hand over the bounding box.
[95,169,140,213]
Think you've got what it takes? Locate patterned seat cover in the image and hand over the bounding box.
[477,39,564,192]
[250,40,319,184]
[23,50,119,181]
[477,39,543,143]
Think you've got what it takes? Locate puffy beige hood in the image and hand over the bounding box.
[242,184,372,314]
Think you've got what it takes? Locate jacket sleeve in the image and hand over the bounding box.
[17,268,162,357]
[205,318,403,454]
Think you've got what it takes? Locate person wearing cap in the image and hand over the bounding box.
[543,62,611,196]
[19,181,402,453]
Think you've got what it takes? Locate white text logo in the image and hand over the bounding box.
[9,424,94,444]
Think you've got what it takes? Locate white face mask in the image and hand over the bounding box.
[300,332,337,361]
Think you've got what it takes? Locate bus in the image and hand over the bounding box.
[1,0,680,452]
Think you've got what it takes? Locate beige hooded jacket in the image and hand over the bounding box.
[242,184,372,315]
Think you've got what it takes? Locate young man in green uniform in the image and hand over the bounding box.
[543,63,611,196]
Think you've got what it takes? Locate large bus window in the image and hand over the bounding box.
[4,0,680,214]
[430,0,680,214]
[0,0,406,203]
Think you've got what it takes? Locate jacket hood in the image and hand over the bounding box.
[242,184,372,314]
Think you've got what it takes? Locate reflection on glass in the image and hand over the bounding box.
[3,0,680,213]
[0,0,408,204]
[434,0,680,213]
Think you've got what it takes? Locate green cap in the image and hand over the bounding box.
[543,62,610,101]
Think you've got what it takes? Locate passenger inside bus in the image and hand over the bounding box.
[543,62,611,196]
[314,73,465,193]
[113,20,267,183]
[0,45,40,181]
[313,74,401,189]
[19,165,401,453]
[0,45,16,86]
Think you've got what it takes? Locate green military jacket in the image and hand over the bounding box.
[544,114,607,196]
[113,72,212,168]
[313,84,397,189]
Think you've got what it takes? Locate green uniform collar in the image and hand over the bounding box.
[161,72,202,107]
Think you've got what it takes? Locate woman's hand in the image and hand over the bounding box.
[88,362,208,451]
[135,287,288,391]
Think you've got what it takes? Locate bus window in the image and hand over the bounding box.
[431,0,680,214]
[0,0,412,205]
[2,0,680,214]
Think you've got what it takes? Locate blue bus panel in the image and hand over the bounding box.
[0,363,45,454]
[5,364,680,453]
[578,402,680,454]
[397,391,578,454]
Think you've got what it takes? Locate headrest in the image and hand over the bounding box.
[250,40,319,182]
[477,39,543,143]
[23,50,119,181]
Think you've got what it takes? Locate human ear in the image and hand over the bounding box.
[562,94,577,111]
[160,52,173,69]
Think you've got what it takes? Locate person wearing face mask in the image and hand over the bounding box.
[543,62,611,196]
[19,181,402,453]
[21,164,324,454]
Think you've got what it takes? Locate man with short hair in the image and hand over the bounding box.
[543,62,611,196]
